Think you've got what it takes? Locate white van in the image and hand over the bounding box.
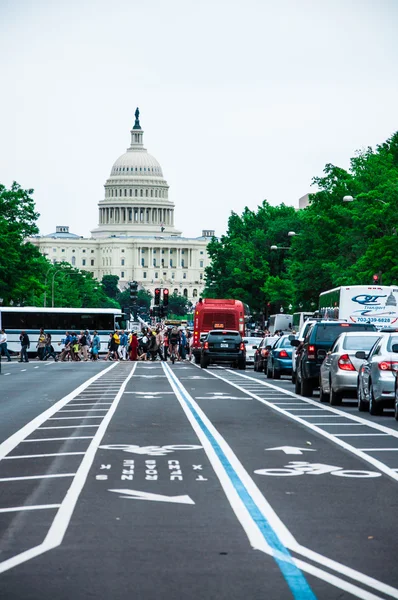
[268,314,292,335]
[292,312,314,333]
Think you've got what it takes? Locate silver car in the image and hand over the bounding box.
[243,336,263,364]
[357,333,398,415]
[319,331,382,405]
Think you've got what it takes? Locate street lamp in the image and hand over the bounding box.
[43,266,55,307]
[343,195,387,206]
[287,231,299,237]
[270,245,290,250]
[51,271,86,307]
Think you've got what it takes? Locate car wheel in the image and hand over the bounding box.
[238,360,246,370]
[319,377,330,403]
[294,374,301,394]
[292,370,296,384]
[369,383,382,416]
[253,361,257,372]
[272,365,281,379]
[194,354,200,365]
[357,383,368,412]
[266,362,273,378]
[394,398,398,422]
[200,357,208,369]
[300,373,313,397]
[330,386,342,406]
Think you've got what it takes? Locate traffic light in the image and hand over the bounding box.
[163,288,169,306]
[130,281,138,303]
[154,288,161,305]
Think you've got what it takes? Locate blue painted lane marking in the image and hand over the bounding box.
[166,365,316,600]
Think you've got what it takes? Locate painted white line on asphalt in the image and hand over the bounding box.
[274,402,312,405]
[169,364,398,600]
[335,434,389,437]
[20,369,26,372]
[38,425,100,429]
[58,409,108,413]
[3,453,86,459]
[34,367,39,369]
[0,504,61,514]
[0,363,117,461]
[358,448,398,452]
[0,474,75,482]
[47,416,104,420]
[22,436,94,442]
[4,373,10,376]
[0,362,137,576]
[289,415,343,418]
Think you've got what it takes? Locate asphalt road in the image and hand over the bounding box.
[0,359,398,599]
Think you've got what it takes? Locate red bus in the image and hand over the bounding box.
[192,298,247,362]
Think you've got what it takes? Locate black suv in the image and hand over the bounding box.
[200,330,246,369]
[292,321,377,397]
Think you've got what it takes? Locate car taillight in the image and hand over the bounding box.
[338,354,355,371]
[261,349,269,357]
[308,345,316,359]
[378,361,398,371]
[240,342,245,351]
[279,350,288,358]
[203,341,209,350]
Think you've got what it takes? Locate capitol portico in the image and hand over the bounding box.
[30,110,213,302]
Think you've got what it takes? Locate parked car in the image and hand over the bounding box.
[292,321,377,397]
[356,333,398,415]
[266,334,293,379]
[291,319,317,383]
[393,364,398,420]
[253,336,279,372]
[200,330,246,370]
[319,331,382,405]
[243,336,264,364]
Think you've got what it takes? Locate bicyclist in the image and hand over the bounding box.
[168,326,180,362]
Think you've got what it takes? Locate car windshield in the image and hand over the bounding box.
[387,336,398,352]
[315,324,375,343]
[343,335,381,351]
[244,338,260,345]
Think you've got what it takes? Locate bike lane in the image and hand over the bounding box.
[0,361,309,600]
[170,363,398,599]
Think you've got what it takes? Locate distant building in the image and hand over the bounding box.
[298,193,310,209]
[30,110,214,302]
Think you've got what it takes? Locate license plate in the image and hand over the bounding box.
[220,343,229,348]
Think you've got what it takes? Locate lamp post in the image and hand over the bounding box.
[270,245,290,251]
[343,195,387,206]
[43,266,54,307]
[51,271,86,307]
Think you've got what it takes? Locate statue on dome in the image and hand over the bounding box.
[133,107,141,129]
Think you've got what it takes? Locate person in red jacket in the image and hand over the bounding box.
[129,332,139,361]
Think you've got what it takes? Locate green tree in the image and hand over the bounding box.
[0,182,50,305]
[118,287,152,310]
[167,293,192,316]
[101,275,120,299]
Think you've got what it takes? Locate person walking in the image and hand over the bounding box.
[79,330,89,361]
[43,332,58,361]
[37,328,46,360]
[59,332,73,361]
[0,330,12,362]
[118,330,128,360]
[129,332,139,361]
[19,330,30,363]
[91,331,101,360]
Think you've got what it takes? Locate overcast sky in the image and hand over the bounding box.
[1,0,397,239]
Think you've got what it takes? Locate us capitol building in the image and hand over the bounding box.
[30,109,214,302]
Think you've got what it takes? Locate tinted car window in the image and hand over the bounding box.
[387,336,398,352]
[343,335,381,351]
[314,324,375,343]
[208,333,241,341]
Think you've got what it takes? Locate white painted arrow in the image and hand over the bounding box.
[108,489,195,504]
[266,446,316,455]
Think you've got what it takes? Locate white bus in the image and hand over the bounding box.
[319,285,398,329]
[0,307,123,355]
[268,313,293,334]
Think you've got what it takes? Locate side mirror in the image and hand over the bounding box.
[290,339,300,347]
[252,345,258,350]
[355,351,367,360]
[243,339,248,344]
[392,344,398,353]
[265,345,272,350]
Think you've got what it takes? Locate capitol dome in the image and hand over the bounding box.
[91,108,181,239]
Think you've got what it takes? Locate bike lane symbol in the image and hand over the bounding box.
[254,461,381,478]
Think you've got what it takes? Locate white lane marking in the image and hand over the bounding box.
[290,415,344,418]
[34,366,39,369]
[22,436,94,442]
[0,363,137,575]
[58,409,108,413]
[20,369,26,372]
[108,489,195,505]
[47,416,104,420]
[0,505,61,514]
[335,434,389,437]
[358,448,398,452]
[0,474,75,482]
[266,446,316,455]
[274,402,311,405]
[169,364,398,599]
[38,425,100,430]
[204,369,398,485]
[0,363,117,461]
[68,403,112,405]
[3,453,86,459]
[4,373,10,376]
